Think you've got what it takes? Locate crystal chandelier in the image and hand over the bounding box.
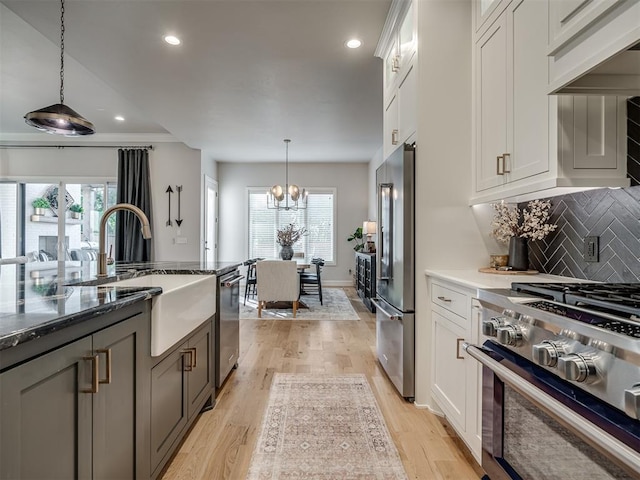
[24,0,95,136]
[267,139,307,210]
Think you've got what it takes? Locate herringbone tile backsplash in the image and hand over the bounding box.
[528,97,640,282]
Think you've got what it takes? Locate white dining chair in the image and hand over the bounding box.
[256,260,300,317]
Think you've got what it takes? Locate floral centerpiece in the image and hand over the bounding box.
[490,199,557,270]
[276,224,307,260]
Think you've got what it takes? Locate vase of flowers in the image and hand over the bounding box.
[276,224,307,260]
[491,199,557,271]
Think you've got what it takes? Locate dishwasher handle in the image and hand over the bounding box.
[223,275,244,287]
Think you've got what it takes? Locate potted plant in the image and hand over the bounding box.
[69,203,84,219]
[32,197,50,216]
[276,224,307,260]
[347,227,364,252]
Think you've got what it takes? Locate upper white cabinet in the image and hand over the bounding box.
[377,0,417,159]
[471,0,630,204]
[547,0,640,95]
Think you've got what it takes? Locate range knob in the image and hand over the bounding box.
[624,384,640,420]
[532,341,567,367]
[557,353,597,383]
[496,325,524,346]
[482,316,506,337]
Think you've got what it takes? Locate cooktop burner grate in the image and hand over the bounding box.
[525,301,640,338]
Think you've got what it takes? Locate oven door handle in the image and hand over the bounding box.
[463,343,640,476]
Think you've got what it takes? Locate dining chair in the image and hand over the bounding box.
[293,252,305,258]
[299,258,324,305]
[256,260,300,317]
[244,259,258,305]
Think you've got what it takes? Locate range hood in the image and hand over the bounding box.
[553,42,640,96]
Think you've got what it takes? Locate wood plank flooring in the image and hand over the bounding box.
[161,288,484,480]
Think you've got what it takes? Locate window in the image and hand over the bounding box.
[248,189,335,263]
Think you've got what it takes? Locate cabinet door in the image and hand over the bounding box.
[0,337,93,480]
[398,64,417,145]
[508,0,550,181]
[93,312,148,480]
[187,322,213,419]
[398,1,416,72]
[384,93,399,159]
[150,343,189,471]
[431,310,468,433]
[475,15,508,191]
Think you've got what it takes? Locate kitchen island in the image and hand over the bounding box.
[0,258,241,480]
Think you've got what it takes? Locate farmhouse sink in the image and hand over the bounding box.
[109,274,216,356]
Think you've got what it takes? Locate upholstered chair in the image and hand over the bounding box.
[256,260,300,317]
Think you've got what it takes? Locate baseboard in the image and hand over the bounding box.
[323,280,355,287]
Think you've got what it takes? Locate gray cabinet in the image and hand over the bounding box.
[150,320,213,477]
[0,307,150,480]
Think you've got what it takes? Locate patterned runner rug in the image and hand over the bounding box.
[247,373,408,480]
[240,288,359,320]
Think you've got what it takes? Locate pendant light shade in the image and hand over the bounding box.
[25,103,95,136]
[24,0,95,136]
[267,139,307,211]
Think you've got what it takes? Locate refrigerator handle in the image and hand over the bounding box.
[378,183,393,281]
[370,298,400,321]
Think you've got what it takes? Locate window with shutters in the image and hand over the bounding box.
[248,188,336,263]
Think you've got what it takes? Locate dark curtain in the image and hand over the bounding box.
[116,148,153,262]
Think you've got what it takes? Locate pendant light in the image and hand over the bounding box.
[24,0,95,136]
[267,139,307,211]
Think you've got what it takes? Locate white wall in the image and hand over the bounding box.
[218,161,369,284]
[412,0,488,407]
[0,142,204,261]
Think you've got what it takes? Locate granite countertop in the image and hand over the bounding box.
[0,259,243,354]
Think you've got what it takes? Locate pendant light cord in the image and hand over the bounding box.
[59,0,65,104]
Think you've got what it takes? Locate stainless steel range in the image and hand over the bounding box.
[464,282,640,480]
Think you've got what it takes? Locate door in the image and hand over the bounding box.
[203,175,218,264]
[92,313,147,480]
[0,337,93,480]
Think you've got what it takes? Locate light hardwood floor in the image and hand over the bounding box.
[161,288,484,480]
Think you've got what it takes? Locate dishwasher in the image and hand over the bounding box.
[215,268,243,388]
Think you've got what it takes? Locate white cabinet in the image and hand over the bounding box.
[548,0,640,95]
[429,278,481,463]
[471,0,629,204]
[379,0,417,159]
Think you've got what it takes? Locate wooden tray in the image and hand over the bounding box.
[479,267,539,275]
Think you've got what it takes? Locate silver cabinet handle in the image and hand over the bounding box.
[82,355,99,394]
[437,296,451,302]
[391,129,399,145]
[497,155,504,175]
[463,343,640,475]
[503,153,511,173]
[97,348,112,385]
[456,339,465,359]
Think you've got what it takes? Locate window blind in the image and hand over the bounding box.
[248,189,335,262]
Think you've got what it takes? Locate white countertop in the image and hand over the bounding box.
[425,269,594,291]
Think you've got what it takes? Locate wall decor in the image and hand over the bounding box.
[165,185,173,226]
[175,185,183,227]
[43,185,75,217]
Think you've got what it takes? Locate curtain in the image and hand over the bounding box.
[116,148,153,262]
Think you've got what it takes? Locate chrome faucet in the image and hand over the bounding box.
[98,203,152,276]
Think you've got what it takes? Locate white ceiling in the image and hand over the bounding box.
[0,0,390,163]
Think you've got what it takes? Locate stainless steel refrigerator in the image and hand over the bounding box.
[372,143,415,401]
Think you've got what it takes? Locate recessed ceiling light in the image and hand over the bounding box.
[114,115,125,122]
[164,35,181,46]
[345,39,362,49]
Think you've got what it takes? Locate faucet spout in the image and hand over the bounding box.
[98,203,152,276]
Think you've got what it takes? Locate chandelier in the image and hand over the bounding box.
[267,139,307,210]
[24,0,95,136]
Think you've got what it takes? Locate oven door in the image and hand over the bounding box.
[464,341,640,480]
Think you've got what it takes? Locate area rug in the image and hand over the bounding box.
[246,373,408,480]
[240,288,359,320]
